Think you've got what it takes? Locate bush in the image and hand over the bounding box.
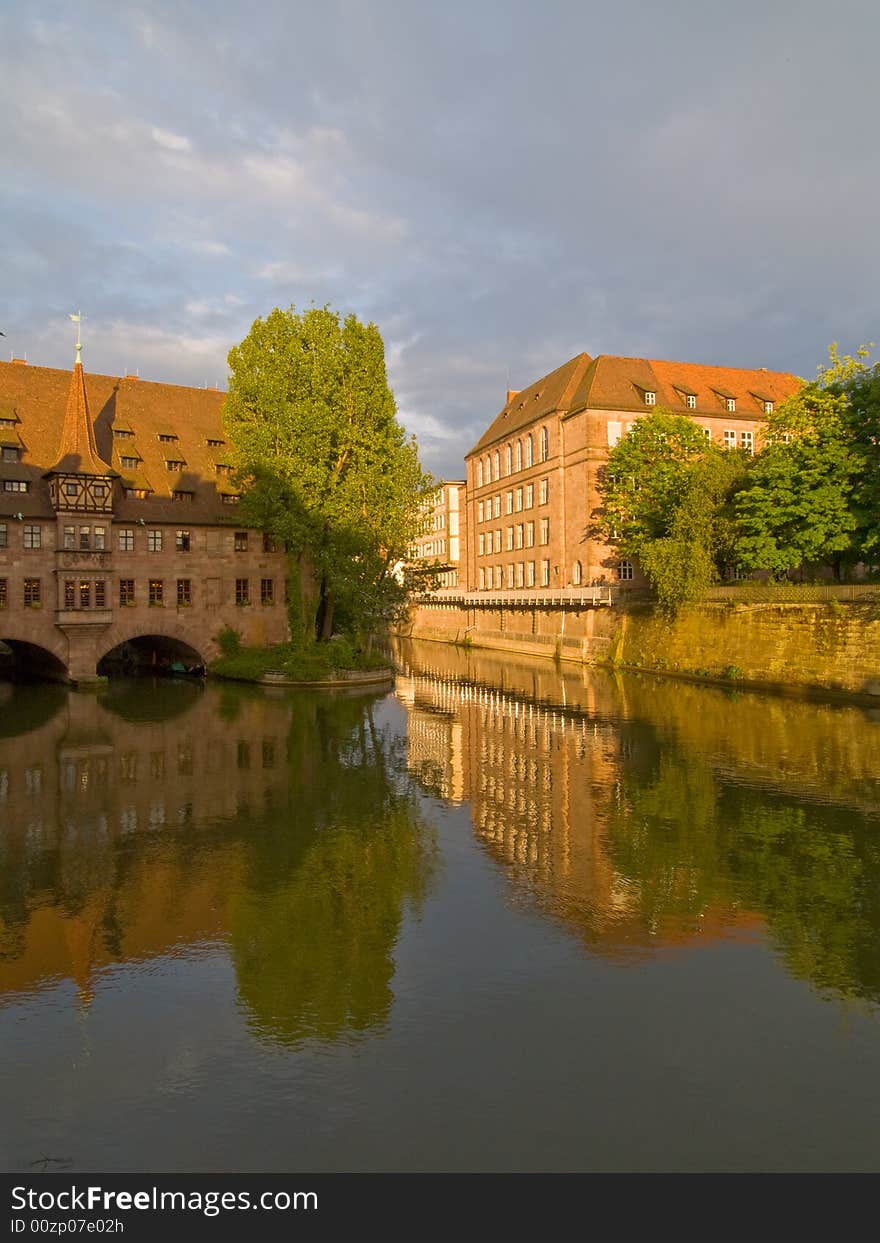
[217,626,242,656]
[209,637,389,683]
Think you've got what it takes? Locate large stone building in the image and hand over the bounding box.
[464,353,801,591]
[0,350,289,682]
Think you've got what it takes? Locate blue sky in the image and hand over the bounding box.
[2,0,878,478]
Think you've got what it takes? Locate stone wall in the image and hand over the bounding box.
[403,598,880,698]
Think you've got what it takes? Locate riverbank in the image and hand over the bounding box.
[209,638,391,687]
[401,597,880,701]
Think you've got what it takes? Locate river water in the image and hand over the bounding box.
[2,637,880,1172]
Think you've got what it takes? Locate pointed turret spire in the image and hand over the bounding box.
[47,319,115,476]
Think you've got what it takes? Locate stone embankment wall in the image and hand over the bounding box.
[401,599,880,698]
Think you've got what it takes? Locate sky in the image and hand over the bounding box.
[1,0,878,480]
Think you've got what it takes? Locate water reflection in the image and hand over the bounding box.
[0,682,434,1042]
[393,638,880,1006]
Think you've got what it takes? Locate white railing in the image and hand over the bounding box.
[415,586,615,608]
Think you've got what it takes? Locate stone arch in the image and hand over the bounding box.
[96,617,216,672]
[0,631,69,681]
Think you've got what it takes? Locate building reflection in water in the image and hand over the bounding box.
[0,681,434,1045]
[394,638,880,1004]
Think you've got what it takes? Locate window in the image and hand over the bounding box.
[215,463,234,477]
[477,500,484,523]
[724,429,737,449]
[485,455,492,484]
[515,441,522,471]
[494,450,500,479]
[79,527,90,550]
[516,562,524,587]
[494,530,502,553]
[2,446,20,462]
[540,478,549,505]
[79,580,91,609]
[207,438,225,447]
[148,529,163,552]
[0,578,5,608]
[235,578,250,605]
[506,491,513,514]
[526,483,534,509]
[644,390,656,406]
[172,490,194,502]
[113,428,134,439]
[118,528,134,552]
[4,480,28,493]
[505,445,512,475]
[234,531,248,552]
[477,460,484,487]
[526,521,535,547]
[23,524,40,549]
[0,524,5,548]
[94,526,106,550]
[158,433,178,443]
[494,565,502,589]
[540,517,550,545]
[176,530,191,552]
[741,430,754,455]
[526,561,535,587]
[702,427,712,439]
[686,394,697,410]
[478,533,485,556]
[764,400,774,414]
[525,434,533,468]
[262,533,277,552]
[63,525,76,549]
[221,494,240,505]
[149,579,164,606]
[177,578,192,607]
[515,487,523,512]
[119,579,135,606]
[64,580,75,609]
[726,398,736,412]
[516,524,524,549]
[94,580,106,609]
[539,426,549,461]
[617,560,634,581]
[506,564,514,588]
[573,560,582,586]
[166,459,186,471]
[540,559,551,586]
[120,455,140,469]
[506,526,514,551]
[261,578,274,605]
[23,578,40,606]
[125,488,150,500]
[478,567,485,590]
[493,495,501,518]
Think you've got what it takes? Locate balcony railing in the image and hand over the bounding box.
[415,586,614,608]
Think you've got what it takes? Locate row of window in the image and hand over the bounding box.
[0,524,278,553]
[478,519,550,555]
[474,559,633,590]
[477,479,548,522]
[0,577,280,609]
[609,420,757,453]
[118,455,235,477]
[418,539,446,557]
[112,429,226,448]
[476,428,550,488]
[638,388,773,414]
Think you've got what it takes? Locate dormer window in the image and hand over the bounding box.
[726,398,736,413]
[165,459,186,471]
[644,391,656,406]
[764,400,774,414]
[158,433,178,444]
[120,456,140,469]
[207,438,225,447]
[113,427,134,439]
[1,446,20,462]
[686,394,697,410]
[0,417,17,428]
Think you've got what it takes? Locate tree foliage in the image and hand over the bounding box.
[225,306,433,642]
[596,411,747,611]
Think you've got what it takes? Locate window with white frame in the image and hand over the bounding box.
[686,394,697,409]
[479,533,485,556]
[644,391,656,406]
[526,561,536,587]
[493,450,500,479]
[726,397,736,412]
[539,426,548,461]
[516,524,524,549]
[526,521,535,547]
[540,559,551,586]
[540,517,549,545]
[740,430,754,454]
[505,445,512,475]
[506,564,514,588]
[494,565,502,588]
[617,560,634,581]
[516,562,524,587]
[526,483,534,508]
[478,500,484,523]
[526,434,533,467]
[764,400,774,414]
[506,526,514,551]
[477,459,483,487]
[573,560,582,585]
[479,567,485,590]
[515,441,522,471]
[724,429,737,449]
[493,495,501,518]
[494,530,502,553]
[506,490,513,514]
[515,487,523,511]
[540,478,549,505]
[485,455,492,484]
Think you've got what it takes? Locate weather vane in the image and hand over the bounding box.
[68,310,85,362]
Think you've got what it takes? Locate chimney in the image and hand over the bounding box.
[506,389,519,405]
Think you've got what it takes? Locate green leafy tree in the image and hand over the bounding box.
[596,411,747,610]
[225,306,433,642]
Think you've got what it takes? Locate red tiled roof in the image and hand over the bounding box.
[567,355,802,416]
[0,360,238,522]
[468,353,593,456]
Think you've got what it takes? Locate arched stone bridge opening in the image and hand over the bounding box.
[0,638,70,683]
[97,634,207,678]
